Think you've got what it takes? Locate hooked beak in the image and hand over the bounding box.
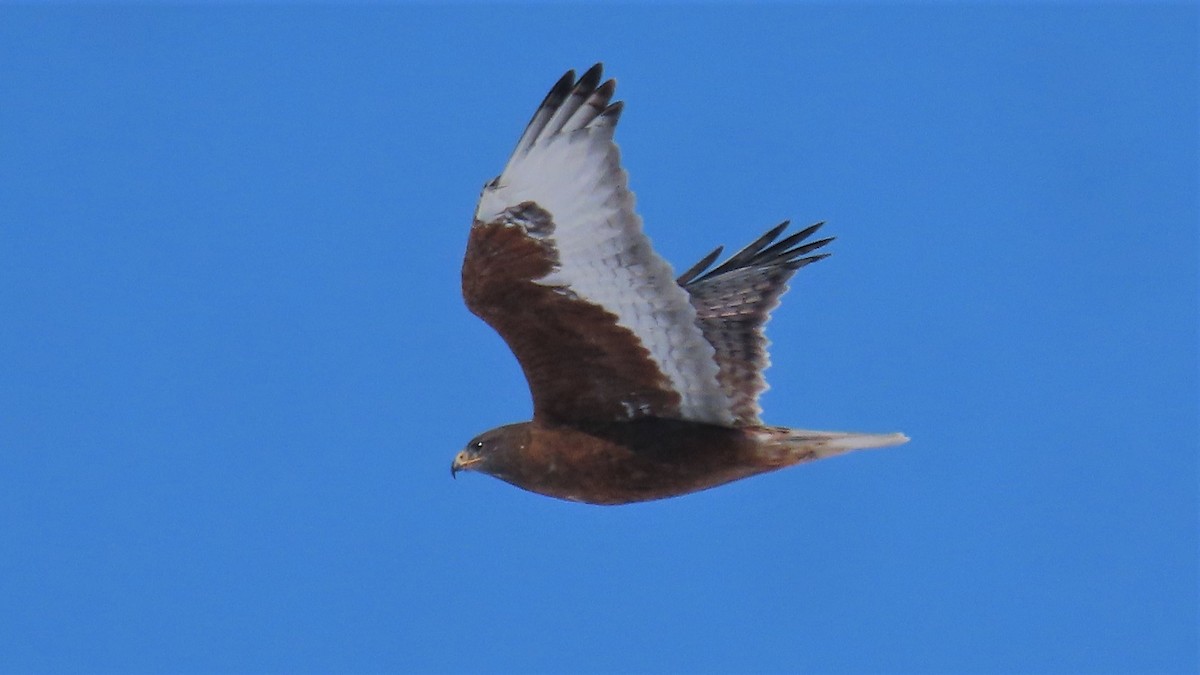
[451,451,484,479]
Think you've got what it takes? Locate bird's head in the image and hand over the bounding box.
[452,423,531,480]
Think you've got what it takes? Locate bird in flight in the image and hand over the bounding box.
[453,64,907,504]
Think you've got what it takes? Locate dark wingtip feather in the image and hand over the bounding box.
[794,221,825,241]
[676,246,724,285]
[598,100,624,123]
[575,63,603,95]
[545,70,576,107]
[786,252,832,270]
[508,69,577,157]
[789,236,834,257]
[581,63,604,84]
[703,221,791,279]
[679,221,833,287]
[759,221,824,258]
[594,78,616,101]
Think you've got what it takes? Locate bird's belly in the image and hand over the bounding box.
[502,420,768,505]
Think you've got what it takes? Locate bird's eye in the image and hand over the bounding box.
[473,441,484,450]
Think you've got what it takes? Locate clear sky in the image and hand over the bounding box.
[1,5,1196,674]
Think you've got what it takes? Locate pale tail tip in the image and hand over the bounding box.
[766,428,910,462]
[852,431,910,450]
[795,430,911,455]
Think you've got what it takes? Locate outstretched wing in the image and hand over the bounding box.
[464,65,734,426]
[676,221,833,426]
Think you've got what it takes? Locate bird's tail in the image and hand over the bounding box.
[753,426,910,466]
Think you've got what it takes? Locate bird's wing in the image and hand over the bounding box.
[464,65,733,426]
[676,222,833,426]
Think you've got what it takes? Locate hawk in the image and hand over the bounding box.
[453,64,907,504]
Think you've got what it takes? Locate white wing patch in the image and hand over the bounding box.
[475,67,734,426]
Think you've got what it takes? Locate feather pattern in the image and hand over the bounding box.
[678,221,833,425]
[470,65,735,425]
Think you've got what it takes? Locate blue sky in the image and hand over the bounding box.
[1,5,1196,674]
